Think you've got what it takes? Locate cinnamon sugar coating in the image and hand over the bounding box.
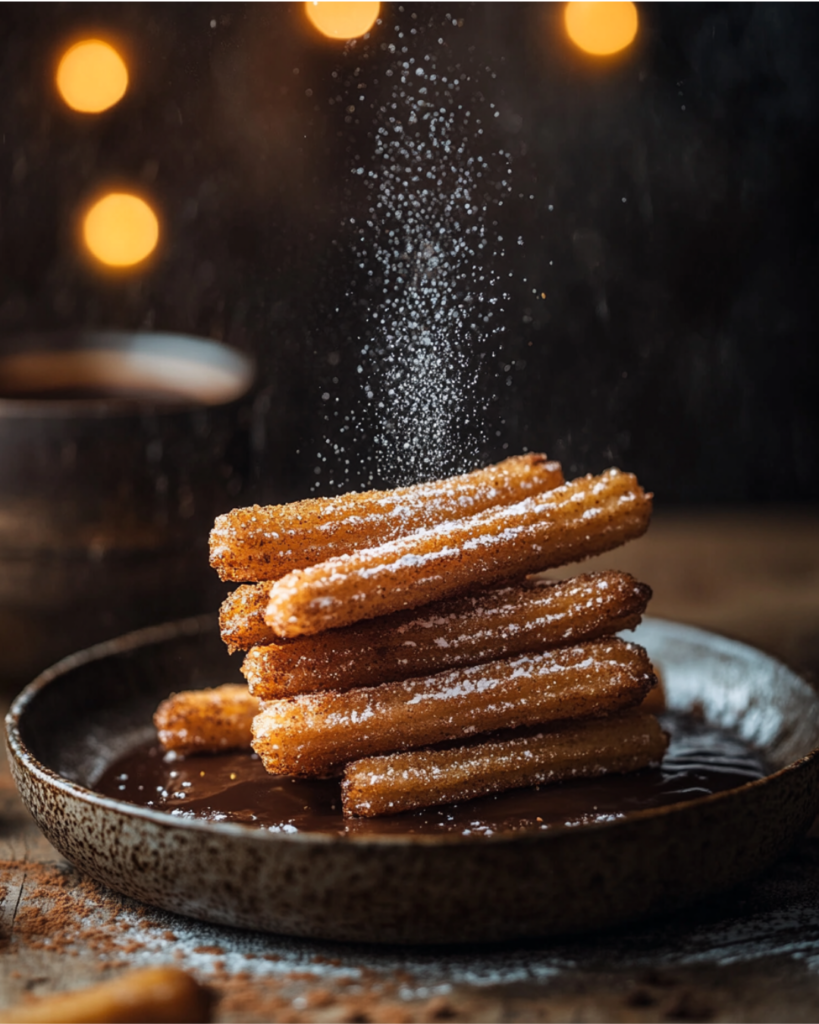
[154,684,259,755]
[250,638,657,777]
[210,453,563,582]
[342,708,669,817]
[219,581,276,652]
[265,468,652,638]
[243,571,651,699]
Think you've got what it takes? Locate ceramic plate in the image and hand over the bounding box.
[6,616,819,944]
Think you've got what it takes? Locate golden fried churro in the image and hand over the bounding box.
[266,468,652,638]
[220,581,276,652]
[0,967,212,1024]
[210,453,563,582]
[251,637,656,777]
[154,684,259,755]
[342,708,669,818]
[243,571,651,699]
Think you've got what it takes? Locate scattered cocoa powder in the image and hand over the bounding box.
[0,853,687,1023]
[13,905,51,936]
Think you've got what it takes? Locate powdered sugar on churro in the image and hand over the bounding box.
[210,454,562,582]
[265,469,652,637]
[341,709,669,817]
[250,638,656,777]
[241,570,650,699]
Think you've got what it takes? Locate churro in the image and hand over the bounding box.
[265,468,652,638]
[251,637,656,777]
[342,708,669,817]
[0,967,211,1024]
[243,571,651,699]
[154,684,259,755]
[210,453,564,582]
[220,581,278,652]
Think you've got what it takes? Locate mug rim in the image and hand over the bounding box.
[0,329,255,417]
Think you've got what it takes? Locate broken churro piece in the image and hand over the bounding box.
[209,453,563,582]
[154,684,259,755]
[243,571,651,699]
[342,709,669,818]
[265,468,652,638]
[220,581,278,652]
[0,967,212,1024]
[251,637,656,777]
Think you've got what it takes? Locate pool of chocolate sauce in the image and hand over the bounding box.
[96,714,767,836]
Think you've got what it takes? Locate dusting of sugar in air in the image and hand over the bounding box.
[315,10,513,491]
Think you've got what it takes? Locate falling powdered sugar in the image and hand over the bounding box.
[319,11,513,489]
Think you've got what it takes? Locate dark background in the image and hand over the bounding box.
[1,2,817,504]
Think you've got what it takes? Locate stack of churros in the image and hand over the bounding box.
[155,454,667,818]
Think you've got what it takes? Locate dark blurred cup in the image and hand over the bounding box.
[0,330,255,689]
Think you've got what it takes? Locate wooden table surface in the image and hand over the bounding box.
[2,509,819,1023]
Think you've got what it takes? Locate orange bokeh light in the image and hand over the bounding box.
[305,1,380,40]
[83,193,159,268]
[56,39,128,113]
[564,2,638,56]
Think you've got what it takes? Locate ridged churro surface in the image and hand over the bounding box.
[210,453,563,582]
[265,468,652,638]
[251,637,656,777]
[342,709,669,817]
[154,684,259,755]
[243,571,651,699]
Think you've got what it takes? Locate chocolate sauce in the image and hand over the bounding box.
[95,714,767,837]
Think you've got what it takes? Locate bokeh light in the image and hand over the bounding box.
[83,193,159,268]
[564,2,638,57]
[305,2,380,40]
[56,39,128,113]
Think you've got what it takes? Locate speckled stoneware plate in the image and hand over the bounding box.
[6,616,819,944]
